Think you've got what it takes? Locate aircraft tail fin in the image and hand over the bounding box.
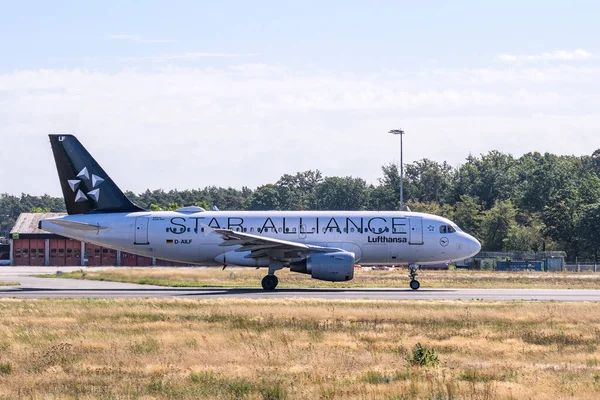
[49,134,145,215]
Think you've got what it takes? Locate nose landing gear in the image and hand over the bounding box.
[409,264,420,290]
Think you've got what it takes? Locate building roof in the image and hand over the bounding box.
[10,213,66,235]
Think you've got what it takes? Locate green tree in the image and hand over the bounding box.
[29,207,50,213]
[369,185,396,211]
[195,200,210,210]
[503,224,543,252]
[453,151,516,209]
[165,202,182,211]
[314,177,369,211]
[276,170,323,210]
[542,192,580,260]
[513,153,580,213]
[576,171,600,206]
[370,163,400,210]
[591,149,600,175]
[246,184,281,211]
[405,159,454,204]
[480,200,517,251]
[578,203,600,263]
[295,170,323,210]
[452,195,483,237]
[452,156,480,204]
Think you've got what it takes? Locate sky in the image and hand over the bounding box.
[1,0,599,196]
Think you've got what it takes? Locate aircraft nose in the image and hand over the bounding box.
[469,235,481,256]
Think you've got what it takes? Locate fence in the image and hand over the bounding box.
[564,263,599,272]
[495,260,544,271]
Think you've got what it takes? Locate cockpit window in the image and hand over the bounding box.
[440,225,457,233]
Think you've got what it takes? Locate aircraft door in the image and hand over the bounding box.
[134,217,150,245]
[408,217,424,245]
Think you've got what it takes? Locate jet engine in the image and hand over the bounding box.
[290,251,355,282]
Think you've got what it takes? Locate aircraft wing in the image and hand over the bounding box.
[210,228,335,259]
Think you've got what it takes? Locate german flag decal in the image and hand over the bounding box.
[166,240,174,245]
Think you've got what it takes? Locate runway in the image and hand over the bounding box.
[1,267,600,301]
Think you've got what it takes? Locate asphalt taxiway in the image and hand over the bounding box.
[1,267,599,301]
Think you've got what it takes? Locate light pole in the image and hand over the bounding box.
[389,129,405,211]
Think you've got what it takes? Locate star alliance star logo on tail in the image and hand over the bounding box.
[67,167,105,203]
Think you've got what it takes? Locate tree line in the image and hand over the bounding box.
[2,149,600,261]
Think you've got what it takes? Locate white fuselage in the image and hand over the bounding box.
[41,210,481,266]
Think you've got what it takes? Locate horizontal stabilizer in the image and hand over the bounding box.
[42,219,106,231]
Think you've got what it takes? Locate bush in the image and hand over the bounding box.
[259,379,287,400]
[481,260,495,271]
[406,343,439,367]
[147,379,164,393]
[227,378,254,397]
[0,363,12,375]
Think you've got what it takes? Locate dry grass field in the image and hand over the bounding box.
[0,280,18,286]
[41,267,600,289]
[0,299,599,399]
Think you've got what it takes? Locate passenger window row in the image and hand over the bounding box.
[163,226,411,235]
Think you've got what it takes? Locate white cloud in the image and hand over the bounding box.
[122,52,259,63]
[108,34,177,43]
[496,49,592,63]
[0,62,599,197]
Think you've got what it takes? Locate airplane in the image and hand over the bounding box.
[40,134,481,291]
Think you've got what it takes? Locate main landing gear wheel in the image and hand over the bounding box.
[410,280,420,290]
[261,275,279,291]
